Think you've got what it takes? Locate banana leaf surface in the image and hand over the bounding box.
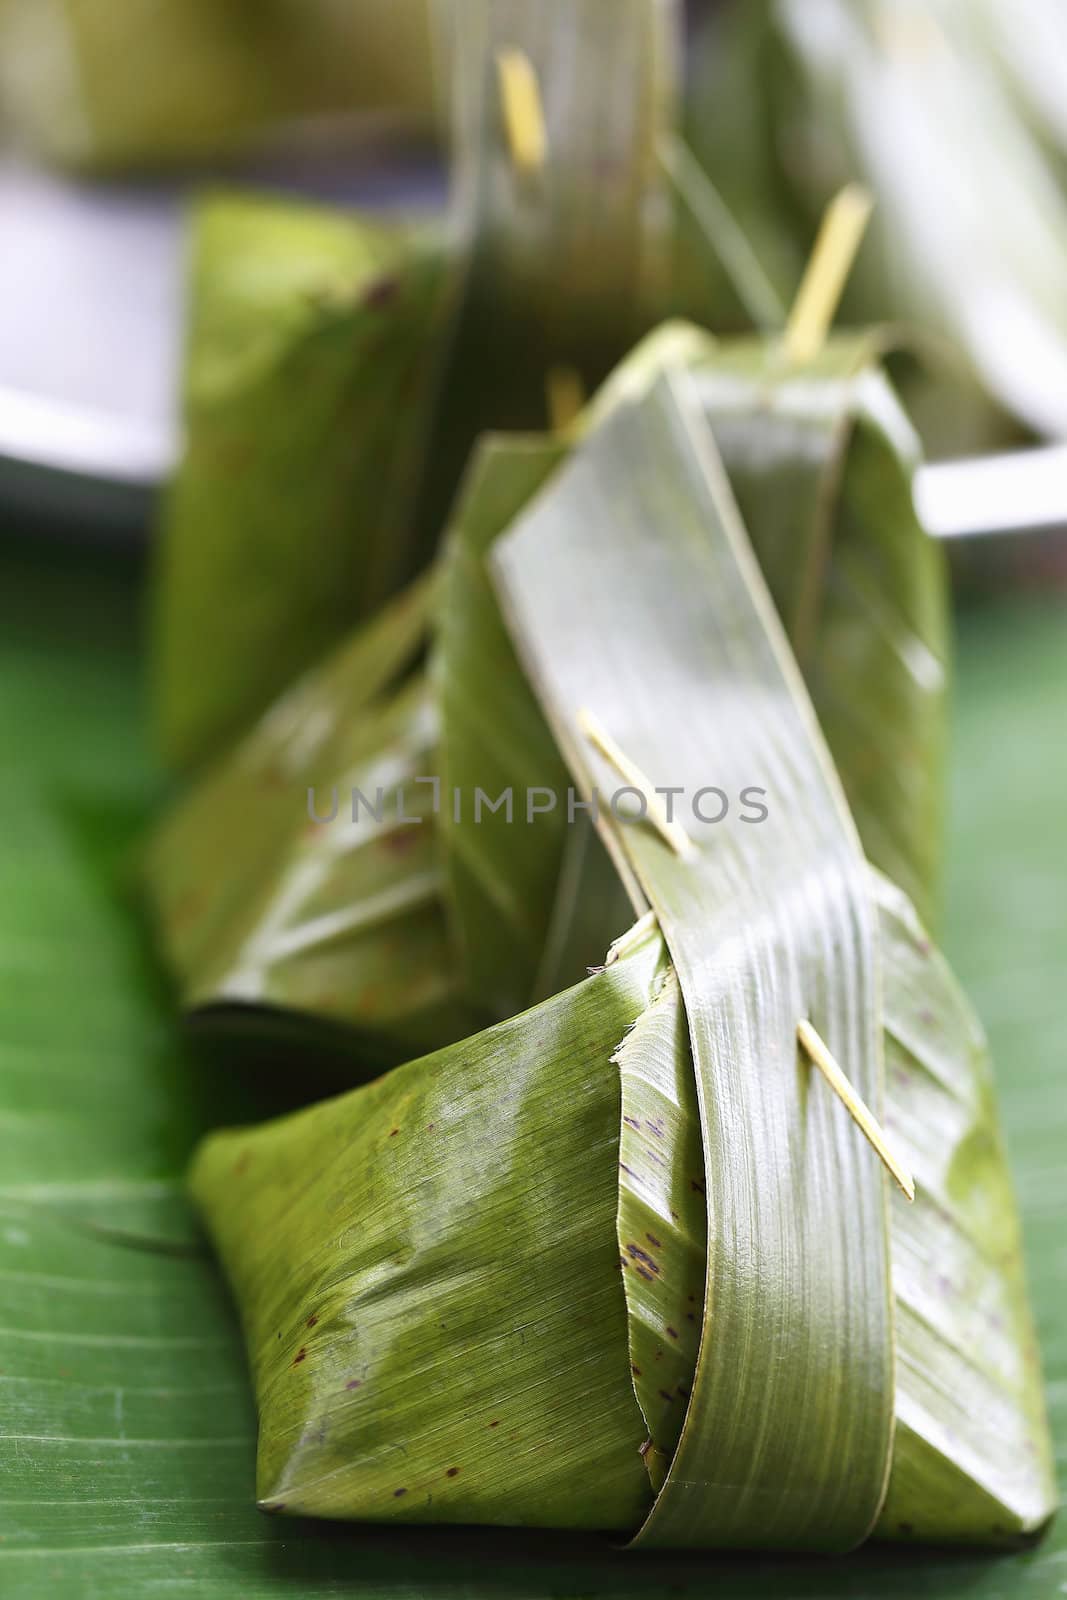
[152,0,687,772]
[143,571,484,1065]
[494,374,893,1551]
[686,0,1067,447]
[147,322,947,1043]
[682,331,949,928]
[0,524,1063,1594]
[152,192,456,769]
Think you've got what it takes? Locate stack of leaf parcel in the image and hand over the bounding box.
[141,0,1056,1558]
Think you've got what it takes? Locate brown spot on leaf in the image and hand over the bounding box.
[380,826,420,858]
[690,1177,705,1195]
[346,1379,362,1390]
[292,1347,307,1366]
[646,1233,662,1249]
[306,1314,318,1328]
[666,1326,678,1339]
[393,1487,408,1498]
[364,276,400,310]
[631,1364,642,1377]
[658,1389,673,1403]
[488,1419,500,1428]
[445,1466,461,1478]
[389,1128,400,1138]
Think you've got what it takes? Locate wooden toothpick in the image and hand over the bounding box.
[783,183,874,365]
[578,707,697,862]
[797,1019,915,1201]
[546,365,585,432]
[496,48,547,175]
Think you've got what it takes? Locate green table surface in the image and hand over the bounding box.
[0,535,1064,1598]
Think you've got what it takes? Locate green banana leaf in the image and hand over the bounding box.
[434,320,946,1021]
[0,0,437,172]
[152,192,455,769]
[405,0,683,555]
[615,869,1056,1542]
[488,372,1041,1541]
[147,320,946,1044]
[684,332,950,928]
[494,371,892,1551]
[151,1,685,771]
[189,377,1051,1547]
[431,435,572,1018]
[0,511,1063,1594]
[686,0,1067,447]
[143,571,485,1065]
[445,0,678,376]
[190,914,669,1531]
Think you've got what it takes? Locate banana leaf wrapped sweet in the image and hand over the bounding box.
[686,0,1067,449]
[157,0,905,779]
[145,321,947,1049]
[152,193,455,769]
[149,0,736,771]
[144,572,485,1066]
[190,376,1054,1548]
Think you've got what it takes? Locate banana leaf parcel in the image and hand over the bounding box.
[190,376,1054,1550]
[152,192,455,770]
[152,0,682,772]
[686,0,1067,448]
[143,571,486,1065]
[146,321,947,1052]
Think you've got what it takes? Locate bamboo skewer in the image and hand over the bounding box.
[496,48,547,175]
[783,184,874,364]
[578,707,697,861]
[798,1018,915,1201]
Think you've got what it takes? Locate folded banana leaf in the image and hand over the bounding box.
[971,0,1067,168]
[435,318,946,1023]
[0,0,437,172]
[612,868,1056,1544]
[191,375,1053,1547]
[686,0,1067,447]
[152,192,455,768]
[147,319,946,1049]
[404,0,682,557]
[680,330,950,928]
[152,0,683,770]
[144,571,485,1064]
